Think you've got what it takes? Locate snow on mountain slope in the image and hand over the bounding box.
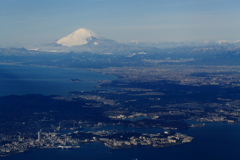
[56,28,105,47]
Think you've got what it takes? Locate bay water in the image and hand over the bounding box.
[0,64,116,96]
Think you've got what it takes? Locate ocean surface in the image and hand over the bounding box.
[1,64,240,160]
[0,64,116,96]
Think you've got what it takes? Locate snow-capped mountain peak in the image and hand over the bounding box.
[56,28,104,47]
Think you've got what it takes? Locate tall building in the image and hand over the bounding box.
[38,130,41,141]
[18,135,22,142]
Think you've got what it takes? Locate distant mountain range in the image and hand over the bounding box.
[28,28,142,54]
[24,28,240,54]
[0,28,240,66]
[125,40,240,48]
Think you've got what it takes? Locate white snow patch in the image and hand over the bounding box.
[41,50,67,52]
[216,39,240,44]
[129,40,141,44]
[126,53,136,57]
[233,40,240,43]
[27,48,39,51]
[216,40,230,44]
[56,28,104,47]
[126,52,147,57]
[102,52,112,55]
[138,52,147,54]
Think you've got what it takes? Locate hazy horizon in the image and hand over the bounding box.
[1,0,240,47]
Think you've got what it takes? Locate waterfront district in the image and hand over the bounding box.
[0,129,193,157]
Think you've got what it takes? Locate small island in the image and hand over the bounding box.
[69,79,83,82]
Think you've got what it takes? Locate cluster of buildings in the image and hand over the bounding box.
[98,132,193,149]
[0,131,80,157]
[0,129,193,157]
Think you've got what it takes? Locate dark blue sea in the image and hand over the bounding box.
[0,64,116,96]
[1,64,240,160]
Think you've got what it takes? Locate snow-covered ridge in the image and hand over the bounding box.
[56,28,104,47]
[216,40,240,44]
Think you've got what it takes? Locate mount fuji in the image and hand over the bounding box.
[56,28,110,47]
[29,28,154,54]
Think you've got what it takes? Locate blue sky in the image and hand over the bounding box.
[1,0,240,47]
